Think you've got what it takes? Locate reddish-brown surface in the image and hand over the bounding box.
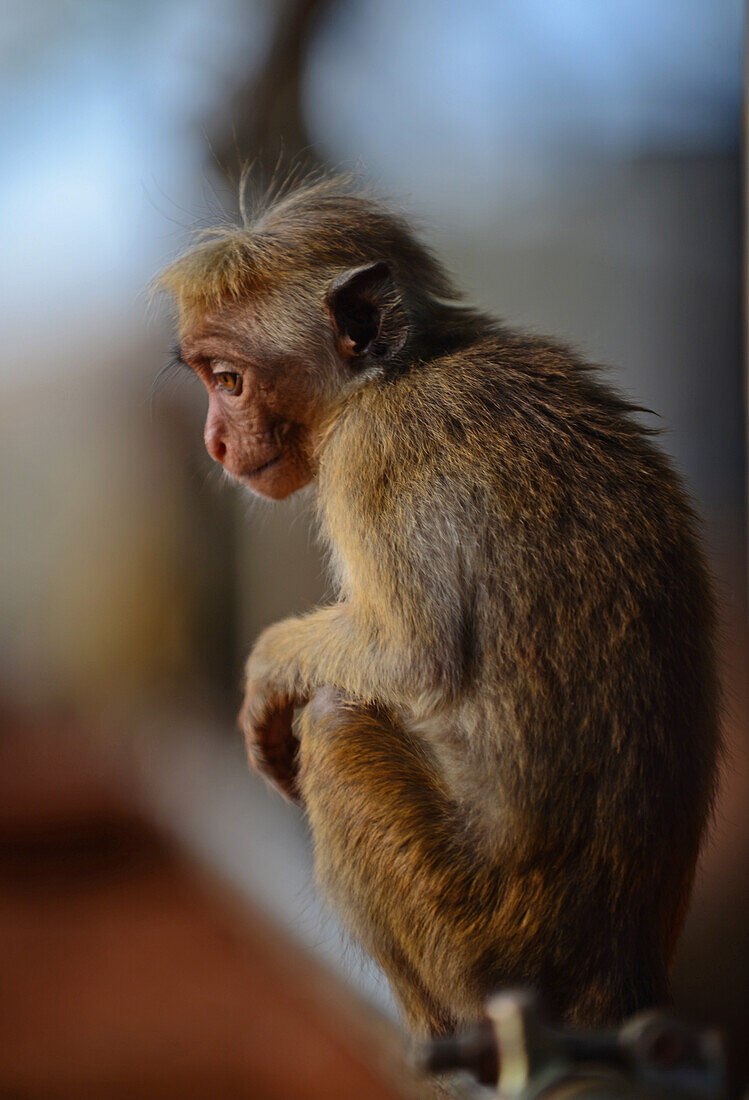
[0,710,413,1099]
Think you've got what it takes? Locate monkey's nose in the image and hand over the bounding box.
[204,428,227,464]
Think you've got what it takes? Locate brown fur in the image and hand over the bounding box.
[158,173,721,1037]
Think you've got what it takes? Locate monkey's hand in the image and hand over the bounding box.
[238,684,301,801]
[239,619,313,802]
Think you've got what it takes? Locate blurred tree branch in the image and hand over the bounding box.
[208,0,340,185]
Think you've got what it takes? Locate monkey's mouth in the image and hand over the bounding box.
[245,452,283,479]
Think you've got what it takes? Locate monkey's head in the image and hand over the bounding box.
[157,175,471,499]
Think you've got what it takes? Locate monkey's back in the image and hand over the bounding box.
[320,329,721,1023]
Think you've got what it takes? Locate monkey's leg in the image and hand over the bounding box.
[297,689,668,1036]
[297,687,499,1037]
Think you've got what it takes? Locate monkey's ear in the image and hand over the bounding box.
[325,261,408,362]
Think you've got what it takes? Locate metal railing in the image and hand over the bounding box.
[416,989,726,1100]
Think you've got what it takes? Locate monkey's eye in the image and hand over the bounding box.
[214,371,242,395]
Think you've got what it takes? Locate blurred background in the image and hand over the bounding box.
[0,1,746,1096]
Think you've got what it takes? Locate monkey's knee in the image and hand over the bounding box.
[301,685,350,732]
[297,689,382,807]
[297,688,360,784]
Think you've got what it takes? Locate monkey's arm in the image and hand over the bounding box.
[243,469,473,715]
[239,598,447,797]
[243,601,439,710]
[241,403,475,794]
[239,576,459,800]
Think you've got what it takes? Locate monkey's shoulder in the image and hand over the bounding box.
[324,330,705,583]
[340,330,665,482]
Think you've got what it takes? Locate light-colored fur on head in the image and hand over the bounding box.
[154,169,463,331]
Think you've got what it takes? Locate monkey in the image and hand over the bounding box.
[157,173,721,1039]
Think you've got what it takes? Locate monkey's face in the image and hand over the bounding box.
[179,304,328,501]
[173,260,408,499]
